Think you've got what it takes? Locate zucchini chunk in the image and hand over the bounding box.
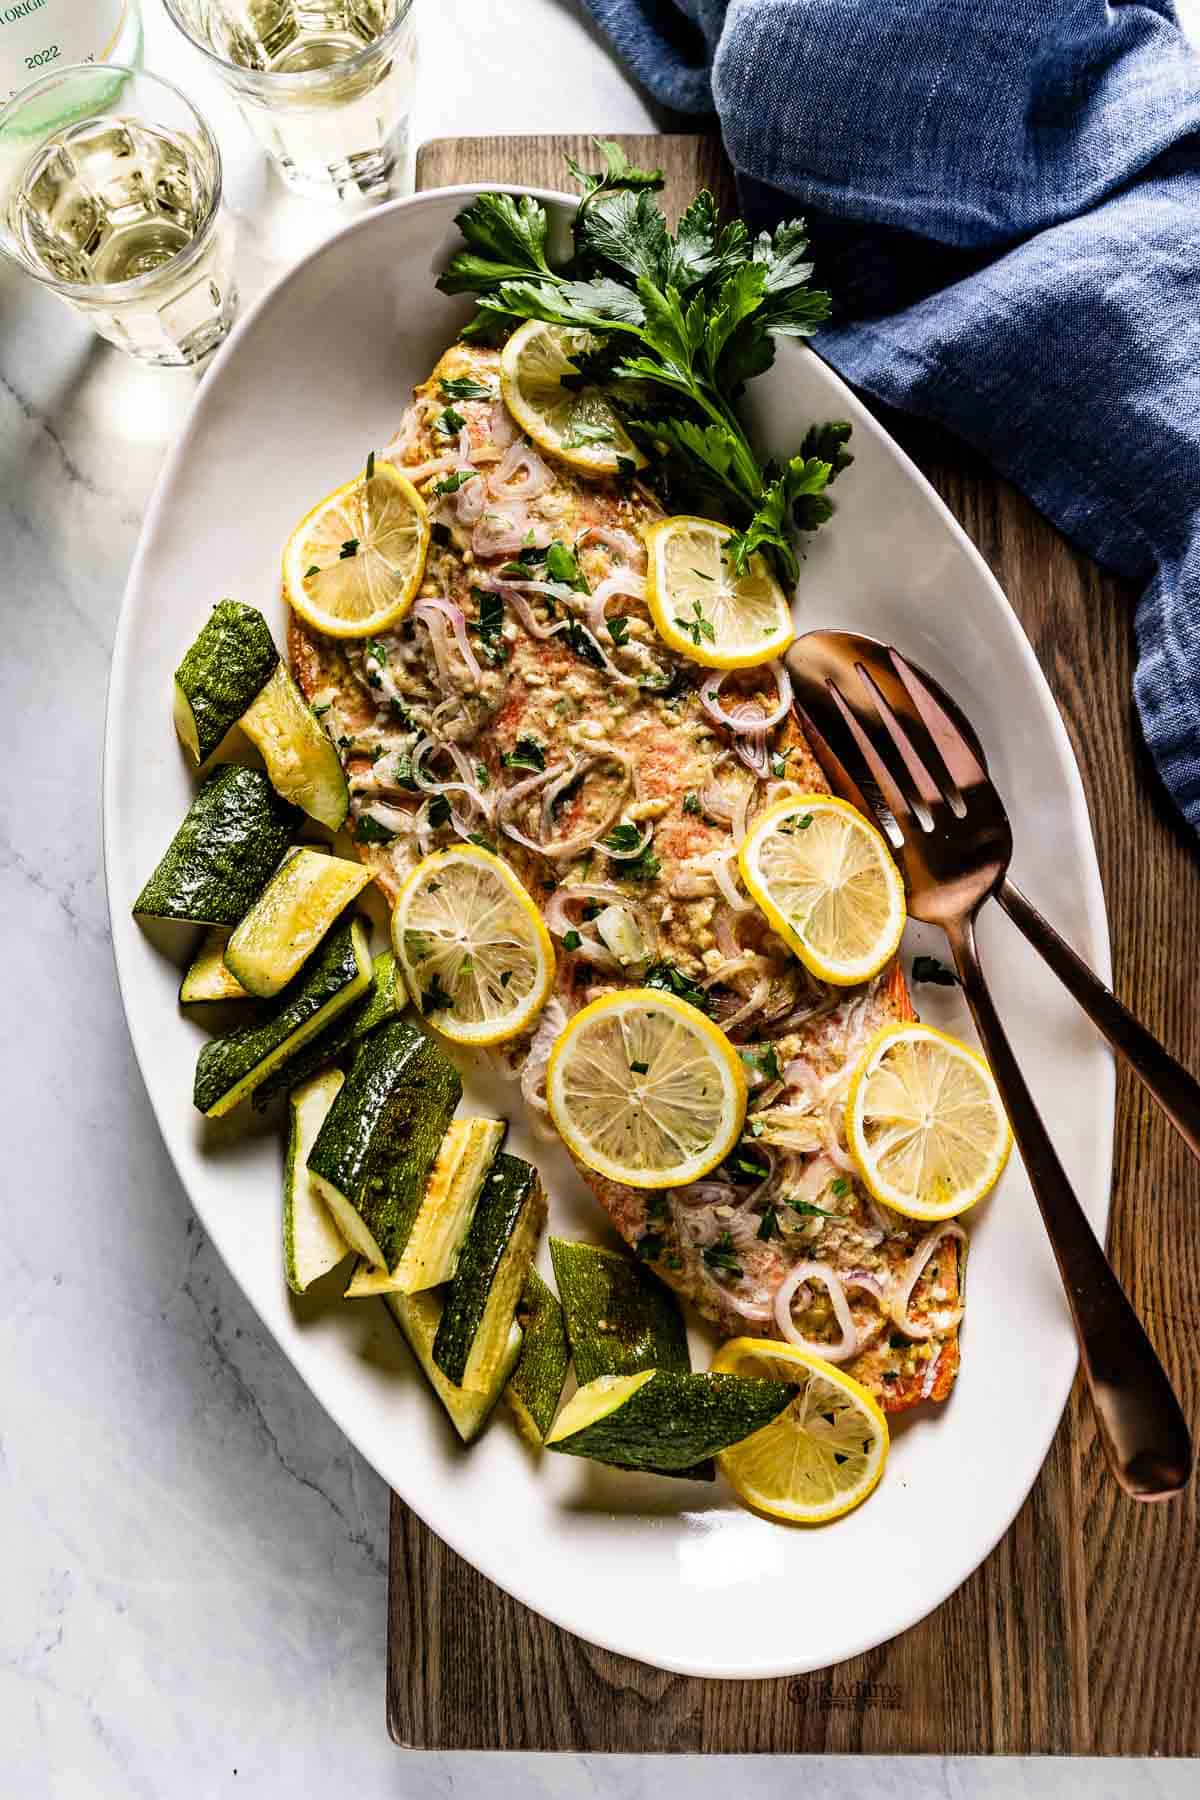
[252,949,404,1107]
[344,1117,506,1298]
[548,1239,713,1478]
[505,1268,570,1444]
[179,928,248,1004]
[284,1069,349,1293]
[134,764,299,926]
[546,1370,798,1472]
[240,662,349,831]
[173,599,278,766]
[306,1019,462,1273]
[385,1290,523,1446]
[433,1153,547,1395]
[194,918,371,1117]
[224,846,372,997]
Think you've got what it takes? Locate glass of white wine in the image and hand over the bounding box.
[163,0,418,202]
[0,63,237,367]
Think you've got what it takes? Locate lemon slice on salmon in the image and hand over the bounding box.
[284,458,429,638]
[546,988,747,1188]
[392,845,554,1047]
[711,1338,889,1525]
[739,793,906,985]
[645,515,794,669]
[846,1021,1011,1220]
[500,319,647,476]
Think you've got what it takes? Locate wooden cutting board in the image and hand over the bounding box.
[387,133,1200,1754]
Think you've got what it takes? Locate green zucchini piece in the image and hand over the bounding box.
[134,764,299,926]
[344,1116,506,1298]
[173,599,278,766]
[179,928,248,1003]
[548,1239,713,1479]
[194,918,371,1117]
[252,949,404,1107]
[433,1153,547,1395]
[284,1069,349,1293]
[505,1269,570,1444]
[385,1290,523,1446]
[240,661,349,831]
[224,846,372,997]
[307,1019,461,1273]
[546,1370,798,1472]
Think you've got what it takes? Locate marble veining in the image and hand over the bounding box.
[2,1,1195,1792]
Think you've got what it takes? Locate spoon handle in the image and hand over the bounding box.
[943,912,1191,1500]
[1000,879,1200,1163]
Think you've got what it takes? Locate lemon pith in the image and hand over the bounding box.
[739,793,906,986]
[711,1338,888,1524]
[391,845,554,1047]
[284,460,429,638]
[546,987,747,1188]
[645,515,794,670]
[500,319,647,475]
[846,1021,1012,1220]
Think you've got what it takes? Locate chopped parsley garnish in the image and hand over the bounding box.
[354,813,396,844]
[602,821,644,854]
[365,449,375,481]
[630,1059,649,1074]
[562,929,582,951]
[389,695,414,727]
[912,954,958,987]
[458,954,475,977]
[607,614,630,647]
[423,974,453,1012]
[467,832,496,850]
[674,597,715,646]
[340,538,359,559]
[757,1204,782,1241]
[440,376,494,402]
[788,1197,832,1220]
[829,1177,850,1198]
[471,586,507,664]
[798,813,813,830]
[435,405,466,435]
[430,469,477,496]
[304,563,320,578]
[644,959,711,1013]
[889,1333,910,1351]
[500,970,513,987]
[545,540,589,592]
[741,1044,782,1083]
[702,1232,743,1277]
[427,794,452,828]
[560,617,606,669]
[682,791,701,814]
[771,750,790,778]
[475,762,490,790]
[391,752,419,791]
[620,844,661,882]
[312,701,332,718]
[501,735,546,772]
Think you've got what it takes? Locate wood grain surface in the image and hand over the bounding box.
[386,134,1200,1754]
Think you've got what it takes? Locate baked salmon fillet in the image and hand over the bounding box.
[289,340,965,1414]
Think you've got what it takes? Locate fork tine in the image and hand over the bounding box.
[853,661,954,813]
[889,649,988,789]
[825,681,919,833]
[791,699,876,818]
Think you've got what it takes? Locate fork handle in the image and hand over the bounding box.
[999,880,1200,1162]
[943,913,1192,1500]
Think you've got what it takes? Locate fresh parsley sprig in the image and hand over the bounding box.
[437,143,852,582]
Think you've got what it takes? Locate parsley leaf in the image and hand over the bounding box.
[644,960,710,1012]
[912,954,959,987]
[607,614,630,647]
[545,540,589,591]
[757,1204,782,1242]
[354,813,395,844]
[471,587,507,664]
[702,1232,743,1277]
[430,469,477,496]
[436,406,466,435]
[440,376,494,402]
[501,735,546,772]
[682,791,701,815]
[602,821,644,854]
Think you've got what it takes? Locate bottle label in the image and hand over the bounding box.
[1,1,127,102]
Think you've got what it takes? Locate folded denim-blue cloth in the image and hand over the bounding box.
[580,0,1200,832]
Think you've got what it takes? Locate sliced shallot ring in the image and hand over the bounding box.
[774,1261,859,1363]
[888,1223,968,1342]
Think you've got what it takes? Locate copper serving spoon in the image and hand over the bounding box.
[786,629,1192,1500]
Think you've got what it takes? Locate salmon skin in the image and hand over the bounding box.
[289,340,965,1413]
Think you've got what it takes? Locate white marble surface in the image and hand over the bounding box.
[1,2,1196,1793]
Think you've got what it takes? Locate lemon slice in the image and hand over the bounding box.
[284,459,430,638]
[739,793,906,986]
[546,988,747,1188]
[645,515,794,669]
[846,1021,1011,1220]
[500,319,647,476]
[391,845,554,1047]
[711,1338,888,1524]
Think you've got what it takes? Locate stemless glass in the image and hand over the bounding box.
[0,64,237,367]
[163,0,418,201]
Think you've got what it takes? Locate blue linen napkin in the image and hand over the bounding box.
[579,0,1200,833]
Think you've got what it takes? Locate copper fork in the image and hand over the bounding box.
[786,629,1192,1500]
